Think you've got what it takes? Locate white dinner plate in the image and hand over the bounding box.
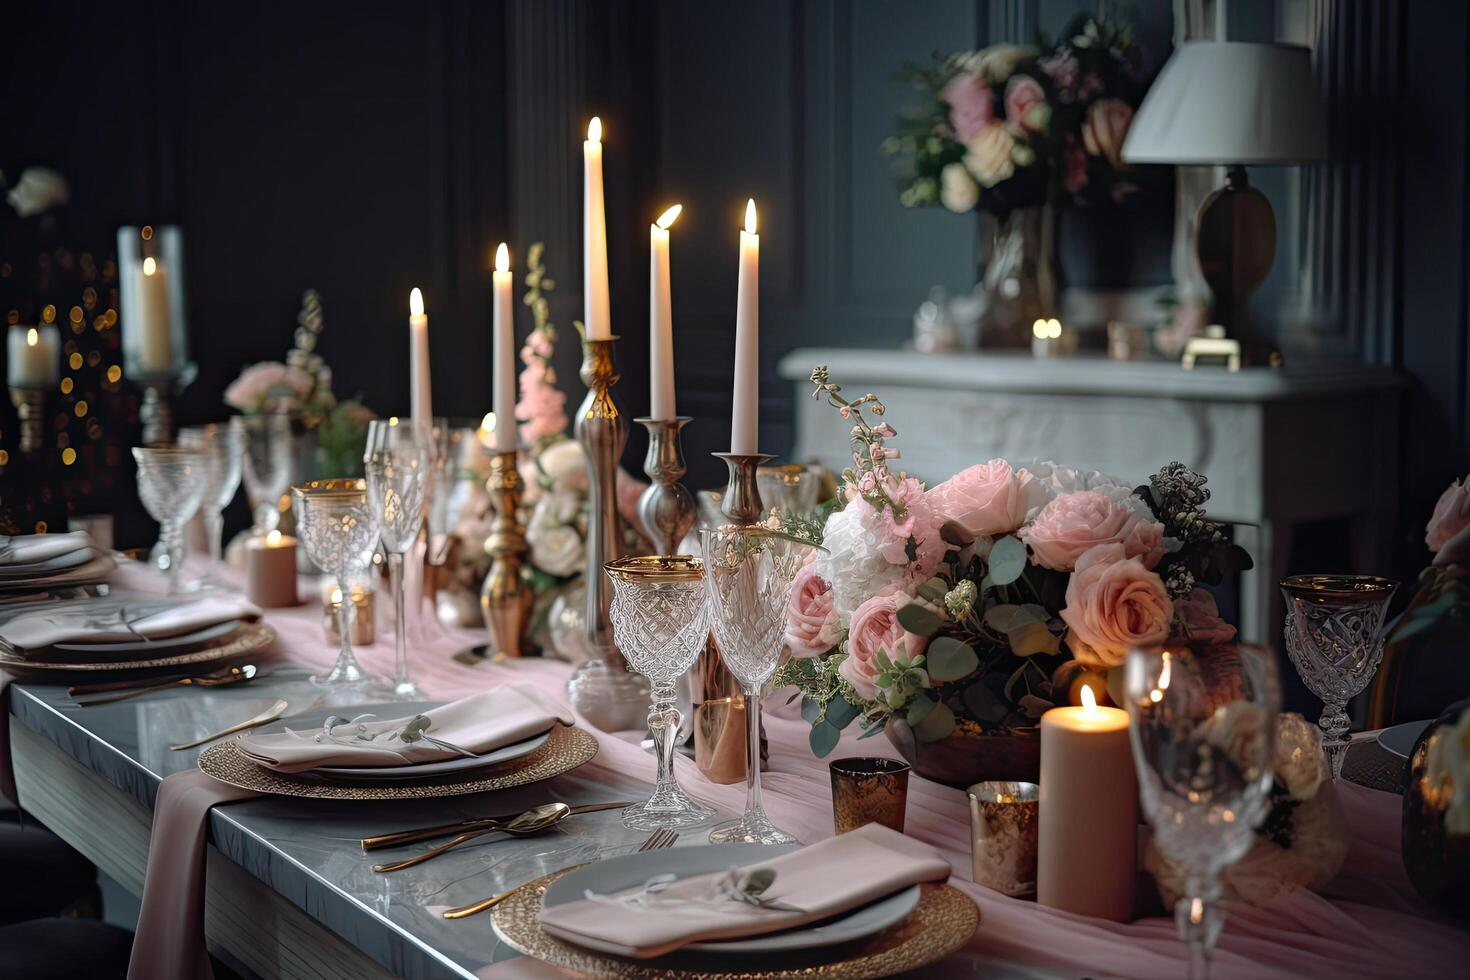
[1377,719,1432,760]
[541,843,922,954]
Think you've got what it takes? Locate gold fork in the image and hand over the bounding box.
[441,827,680,920]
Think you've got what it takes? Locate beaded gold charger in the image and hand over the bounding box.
[0,622,275,673]
[197,723,598,801]
[491,874,979,979]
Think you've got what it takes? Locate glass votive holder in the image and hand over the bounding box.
[967,781,1039,897]
[829,757,910,834]
[322,580,375,646]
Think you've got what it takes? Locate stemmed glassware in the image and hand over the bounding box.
[605,555,716,831]
[1280,574,1398,780]
[700,525,814,844]
[232,413,293,535]
[132,446,208,593]
[365,444,428,699]
[292,479,387,692]
[179,423,243,565]
[1125,644,1280,980]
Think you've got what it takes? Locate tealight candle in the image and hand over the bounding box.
[322,580,375,646]
[245,530,299,608]
[1031,317,1069,358]
[1037,684,1138,921]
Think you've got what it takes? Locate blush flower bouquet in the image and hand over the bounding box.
[774,366,1252,764]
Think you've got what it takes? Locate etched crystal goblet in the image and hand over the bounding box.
[701,525,814,844]
[365,446,428,699]
[132,446,207,593]
[179,422,243,568]
[232,413,293,535]
[1280,574,1398,780]
[1125,644,1280,980]
[606,555,715,831]
[293,479,388,692]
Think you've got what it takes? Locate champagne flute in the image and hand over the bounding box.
[365,445,428,698]
[179,422,244,568]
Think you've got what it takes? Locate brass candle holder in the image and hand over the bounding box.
[565,337,650,731]
[479,450,533,659]
[9,387,45,455]
[635,416,695,554]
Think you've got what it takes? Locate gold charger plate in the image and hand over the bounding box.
[491,873,979,979]
[197,723,599,801]
[0,621,275,673]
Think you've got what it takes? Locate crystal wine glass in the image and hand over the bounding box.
[292,479,388,692]
[232,413,293,535]
[1280,574,1398,780]
[701,525,814,844]
[365,446,428,699]
[606,555,716,831]
[179,423,243,566]
[132,446,208,594]
[1125,644,1280,980]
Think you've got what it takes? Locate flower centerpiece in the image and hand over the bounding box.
[775,366,1252,785]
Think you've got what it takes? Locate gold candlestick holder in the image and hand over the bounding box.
[566,337,650,731]
[635,416,695,555]
[479,450,533,659]
[10,387,46,455]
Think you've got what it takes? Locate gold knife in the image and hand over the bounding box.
[169,699,290,751]
[360,800,631,851]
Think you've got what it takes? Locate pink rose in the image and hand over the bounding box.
[941,72,995,144]
[1021,489,1165,571]
[1062,544,1174,668]
[928,459,1047,538]
[1171,587,1237,646]
[1426,478,1470,552]
[1004,75,1046,130]
[840,589,929,701]
[1432,521,1470,576]
[785,564,841,658]
[1081,98,1133,169]
[1040,51,1078,98]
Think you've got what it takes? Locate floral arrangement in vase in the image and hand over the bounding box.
[887,11,1142,215]
[775,366,1252,771]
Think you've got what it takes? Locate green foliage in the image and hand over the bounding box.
[925,636,979,682]
[987,535,1027,585]
[897,602,945,637]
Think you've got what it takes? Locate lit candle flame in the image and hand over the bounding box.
[744,198,757,235]
[481,411,496,432]
[1080,684,1098,714]
[25,327,39,347]
[1149,650,1172,703]
[330,588,343,604]
[387,415,400,426]
[495,242,509,273]
[142,256,158,276]
[265,529,282,546]
[587,116,601,143]
[1033,318,1062,339]
[656,204,682,230]
[409,287,424,318]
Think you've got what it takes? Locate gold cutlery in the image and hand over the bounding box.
[441,827,680,920]
[361,800,631,852]
[374,801,589,873]
[73,664,257,706]
[169,699,290,751]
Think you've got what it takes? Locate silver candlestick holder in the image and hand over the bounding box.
[714,451,775,525]
[565,337,651,731]
[136,368,195,446]
[636,417,695,555]
[9,387,46,455]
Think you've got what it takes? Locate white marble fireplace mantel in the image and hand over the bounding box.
[779,348,1405,647]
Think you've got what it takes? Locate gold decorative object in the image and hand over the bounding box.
[197,723,598,800]
[490,872,980,978]
[322,582,375,647]
[1402,704,1470,918]
[756,462,824,520]
[480,449,533,658]
[967,781,1039,897]
[829,757,910,834]
[0,622,276,674]
[566,336,650,731]
[635,416,695,555]
[1181,326,1243,372]
[9,387,45,454]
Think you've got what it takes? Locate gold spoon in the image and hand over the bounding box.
[74,664,258,707]
[373,802,573,873]
[169,698,290,751]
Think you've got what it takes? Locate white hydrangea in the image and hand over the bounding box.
[813,505,912,627]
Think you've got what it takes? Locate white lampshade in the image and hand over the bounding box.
[1122,42,1327,165]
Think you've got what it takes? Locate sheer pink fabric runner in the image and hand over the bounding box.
[46,561,1470,978]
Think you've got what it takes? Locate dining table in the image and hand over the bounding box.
[3,557,1466,979]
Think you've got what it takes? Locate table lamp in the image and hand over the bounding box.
[1122,42,1327,361]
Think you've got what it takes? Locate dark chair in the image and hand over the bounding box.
[0,819,99,925]
[0,918,133,980]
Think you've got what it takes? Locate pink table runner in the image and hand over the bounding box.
[60,561,1470,977]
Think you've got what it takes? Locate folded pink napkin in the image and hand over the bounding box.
[235,685,574,773]
[538,822,953,959]
[128,769,260,980]
[0,593,257,654]
[0,531,91,566]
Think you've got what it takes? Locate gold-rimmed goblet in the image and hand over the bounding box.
[605,555,715,831]
[292,479,388,693]
[132,445,208,593]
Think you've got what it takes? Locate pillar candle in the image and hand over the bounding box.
[731,199,759,454]
[1037,685,1138,921]
[492,243,517,453]
[245,531,299,608]
[649,204,681,420]
[582,117,611,341]
[7,324,59,387]
[135,256,173,374]
[408,287,432,436]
